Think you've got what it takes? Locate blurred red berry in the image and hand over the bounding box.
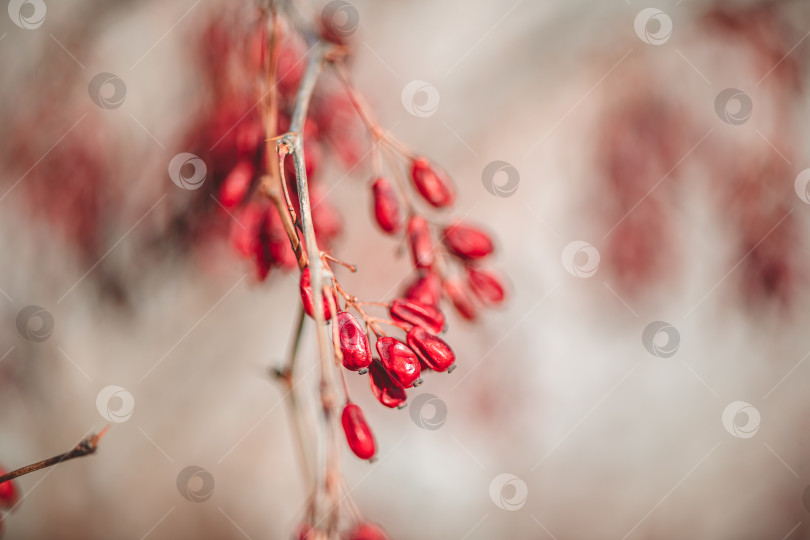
[341,403,376,461]
[407,216,433,269]
[389,298,444,334]
[347,522,391,540]
[443,222,494,260]
[406,326,455,372]
[368,361,407,408]
[410,157,454,208]
[0,468,18,509]
[404,272,441,306]
[218,160,255,210]
[371,177,402,234]
[338,312,373,371]
[466,266,506,305]
[299,267,339,320]
[230,203,266,258]
[375,337,421,388]
[310,183,343,246]
[444,279,478,321]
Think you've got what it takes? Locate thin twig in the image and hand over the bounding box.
[279,42,343,535]
[0,427,110,485]
[274,306,315,490]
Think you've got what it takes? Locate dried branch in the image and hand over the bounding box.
[0,427,109,485]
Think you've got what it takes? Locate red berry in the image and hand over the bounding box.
[347,522,391,540]
[235,119,264,162]
[368,361,407,408]
[294,523,314,540]
[230,203,266,258]
[406,326,455,372]
[299,267,339,320]
[445,279,477,321]
[404,272,441,306]
[338,312,373,371]
[389,298,444,334]
[443,222,494,260]
[410,157,454,208]
[376,337,421,388]
[466,266,506,305]
[276,43,305,98]
[341,403,376,461]
[310,182,342,246]
[371,177,402,234]
[0,466,19,509]
[218,160,255,209]
[407,216,433,269]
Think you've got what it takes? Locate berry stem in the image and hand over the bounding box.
[278,40,343,535]
[274,306,316,493]
[331,60,417,160]
[259,4,307,269]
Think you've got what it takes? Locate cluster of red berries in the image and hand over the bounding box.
[297,148,506,465]
[0,464,19,536]
[190,7,506,538]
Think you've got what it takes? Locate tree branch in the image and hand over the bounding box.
[0,427,109,485]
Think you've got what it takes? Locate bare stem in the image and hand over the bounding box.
[279,42,343,535]
[274,306,315,491]
[0,427,109,485]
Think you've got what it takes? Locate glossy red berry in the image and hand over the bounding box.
[389,298,444,334]
[407,216,433,268]
[466,266,506,305]
[443,222,494,260]
[368,361,407,408]
[341,403,377,461]
[218,160,254,209]
[406,326,455,372]
[404,272,441,306]
[347,522,391,540]
[299,267,339,320]
[445,279,478,321]
[338,312,373,371]
[376,337,421,388]
[371,177,402,234]
[410,157,454,208]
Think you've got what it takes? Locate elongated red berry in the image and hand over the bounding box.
[369,361,407,408]
[230,203,265,258]
[299,267,339,320]
[338,312,372,371]
[445,279,478,321]
[404,272,441,306]
[218,160,254,209]
[341,403,376,460]
[0,466,19,509]
[443,222,494,260]
[371,177,402,234]
[390,298,444,334]
[348,522,391,540]
[467,266,506,305]
[406,326,455,372]
[410,157,454,208]
[376,337,421,388]
[407,216,433,268]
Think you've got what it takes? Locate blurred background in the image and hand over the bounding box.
[1,0,810,538]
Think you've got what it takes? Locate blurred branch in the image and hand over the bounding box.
[0,427,109,485]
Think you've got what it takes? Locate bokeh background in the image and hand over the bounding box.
[2,0,810,538]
